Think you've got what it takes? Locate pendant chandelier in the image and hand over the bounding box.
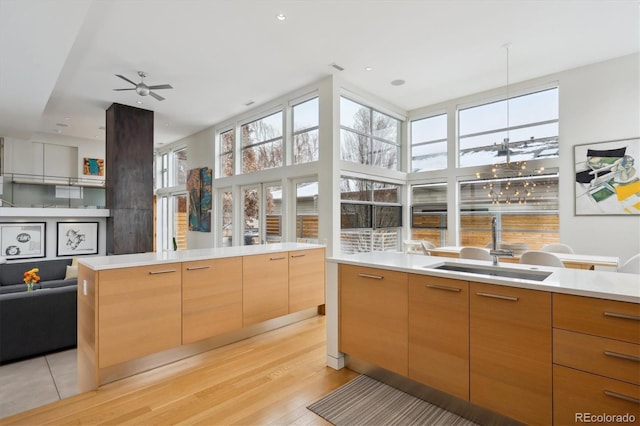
[477,43,545,205]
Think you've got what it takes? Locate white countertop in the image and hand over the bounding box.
[327,252,640,304]
[78,243,323,270]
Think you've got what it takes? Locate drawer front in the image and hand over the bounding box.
[554,293,640,344]
[554,329,640,386]
[554,365,640,426]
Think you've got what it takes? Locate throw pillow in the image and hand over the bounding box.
[65,265,78,280]
[71,257,78,267]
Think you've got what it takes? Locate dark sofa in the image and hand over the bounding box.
[0,258,77,364]
[0,258,75,294]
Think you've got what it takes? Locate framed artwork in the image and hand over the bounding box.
[574,137,640,215]
[0,222,46,259]
[57,222,99,256]
[83,158,105,176]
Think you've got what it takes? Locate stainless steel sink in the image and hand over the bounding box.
[425,262,552,281]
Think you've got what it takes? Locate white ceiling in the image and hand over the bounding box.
[1,0,638,147]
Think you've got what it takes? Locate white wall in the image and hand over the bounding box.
[3,133,105,182]
[558,54,640,265]
[179,127,215,249]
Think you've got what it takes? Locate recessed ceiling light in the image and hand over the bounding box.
[64,116,70,120]
[365,66,373,71]
[136,100,143,105]
[276,13,286,21]
[55,122,69,127]
[391,79,406,86]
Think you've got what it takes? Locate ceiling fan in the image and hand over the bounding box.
[113,71,173,101]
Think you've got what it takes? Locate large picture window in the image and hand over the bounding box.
[241,111,283,173]
[459,173,559,250]
[340,97,401,170]
[340,177,402,253]
[458,87,559,168]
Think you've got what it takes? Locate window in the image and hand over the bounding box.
[340,176,402,253]
[295,180,319,243]
[173,194,187,249]
[243,186,260,245]
[458,87,559,168]
[157,153,169,189]
[174,148,188,185]
[220,130,234,177]
[241,111,283,173]
[340,97,401,170]
[264,183,282,243]
[459,173,559,250]
[411,183,448,246]
[411,114,447,172]
[221,190,232,247]
[293,97,319,164]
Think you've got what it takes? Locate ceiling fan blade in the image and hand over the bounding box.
[149,91,165,101]
[147,84,173,90]
[115,74,137,86]
[113,88,136,91]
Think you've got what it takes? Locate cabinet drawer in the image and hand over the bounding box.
[554,294,640,344]
[554,365,640,425]
[554,329,640,386]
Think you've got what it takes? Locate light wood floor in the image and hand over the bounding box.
[1,315,358,425]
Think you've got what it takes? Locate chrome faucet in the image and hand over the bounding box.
[489,216,514,266]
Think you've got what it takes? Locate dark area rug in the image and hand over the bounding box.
[308,375,478,426]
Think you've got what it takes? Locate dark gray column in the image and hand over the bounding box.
[105,103,154,254]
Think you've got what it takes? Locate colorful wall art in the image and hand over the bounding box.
[83,158,105,176]
[574,138,640,215]
[187,167,212,232]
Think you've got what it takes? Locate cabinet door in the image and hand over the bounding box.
[408,275,469,400]
[98,263,182,368]
[243,252,289,326]
[470,282,552,426]
[289,248,325,313]
[182,257,243,344]
[339,264,408,376]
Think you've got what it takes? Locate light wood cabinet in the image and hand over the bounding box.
[288,248,325,312]
[339,264,408,376]
[553,293,640,344]
[182,257,243,344]
[408,274,469,401]
[242,252,289,326]
[97,263,182,368]
[552,294,640,425]
[554,365,639,426]
[469,282,552,426]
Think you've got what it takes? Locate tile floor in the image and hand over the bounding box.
[0,349,78,419]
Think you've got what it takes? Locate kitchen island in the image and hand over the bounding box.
[326,252,639,426]
[77,243,325,392]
